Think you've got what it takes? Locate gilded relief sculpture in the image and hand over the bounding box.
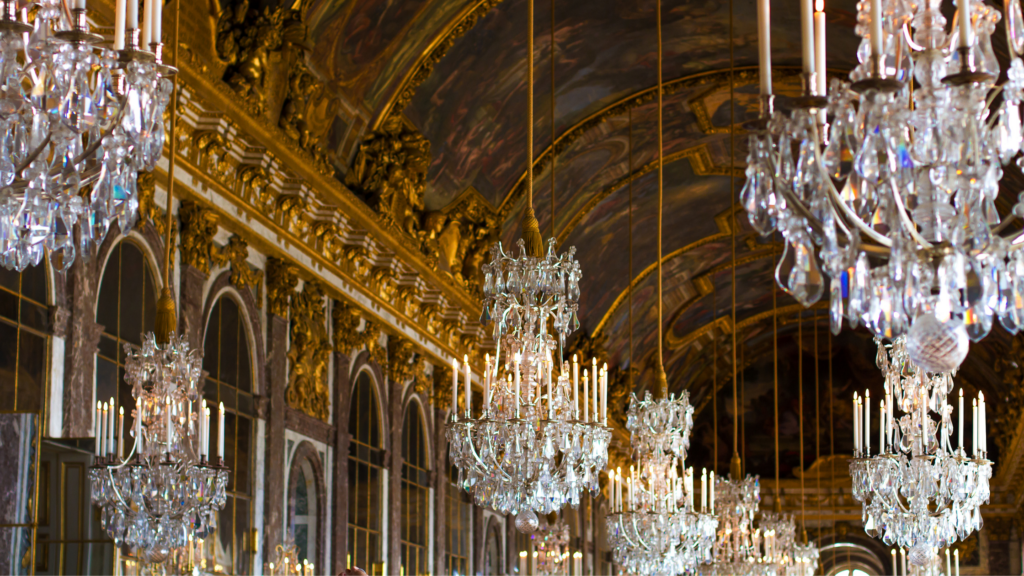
[332,301,386,367]
[287,280,331,421]
[178,200,220,274]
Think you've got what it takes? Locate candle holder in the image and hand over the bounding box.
[117,28,156,64]
[54,8,104,44]
[0,1,30,34]
[793,71,828,109]
[850,53,903,94]
[149,41,179,77]
[942,45,995,86]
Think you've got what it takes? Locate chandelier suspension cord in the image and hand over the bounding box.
[773,240,780,505]
[629,108,633,393]
[155,0,182,345]
[714,284,718,475]
[829,320,835,568]
[522,0,542,257]
[729,0,740,474]
[815,309,821,544]
[551,0,556,240]
[655,0,667,399]
[799,315,806,533]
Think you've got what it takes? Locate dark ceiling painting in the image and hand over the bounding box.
[304,0,473,110]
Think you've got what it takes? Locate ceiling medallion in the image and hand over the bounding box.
[850,337,991,566]
[606,391,717,576]
[744,0,1024,372]
[88,333,229,565]
[0,0,173,271]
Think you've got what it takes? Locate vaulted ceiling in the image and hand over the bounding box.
[283,0,1024,477]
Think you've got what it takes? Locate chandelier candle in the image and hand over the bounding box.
[958,0,972,48]
[757,0,771,94]
[801,0,815,73]
[218,402,225,460]
[814,0,826,96]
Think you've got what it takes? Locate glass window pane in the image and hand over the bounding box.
[235,415,251,495]
[16,330,45,413]
[0,322,17,411]
[233,497,251,575]
[0,289,18,324]
[20,263,46,304]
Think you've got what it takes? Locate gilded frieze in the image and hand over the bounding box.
[266,257,299,319]
[287,280,331,422]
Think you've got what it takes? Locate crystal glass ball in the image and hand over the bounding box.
[516,509,540,533]
[906,313,969,373]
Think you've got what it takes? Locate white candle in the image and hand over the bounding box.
[955,549,960,576]
[514,353,522,418]
[710,471,715,514]
[452,358,459,418]
[151,0,161,44]
[701,468,707,512]
[801,0,815,74]
[136,398,143,455]
[114,0,127,50]
[959,389,964,451]
[626,476,632,512]
[946,549,951,576]
[162,397,171,451]
[980,391,986,454]
[463,354,471,417]
[892,550,897,576]
[853,393,860,454]
[95,402,102,456]
[73,0,86,10]
[108,398,116,456]
[519,551,527,576]
[117,407,124,460]
[127,0,138,29]
[814,0,826,96]
[757,0,772,95]
[880,400,886,454]
[547,359,553,420]
[602,364,608,424]
[870,0,883,59]
[573,355,579,417]
[484,355,491,413]
[972,399,978,457]
[901,548,907,576]
[200,399,207,457]
[583,371,589,424]
[205,407,212,458]
[218,402,225,459]
[142,0,152,48]
[102,402,111,456]
[959,0,972,48]
[865,390,871,457]
[592,359,598,422]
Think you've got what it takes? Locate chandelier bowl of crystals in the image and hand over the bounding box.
[606,391,718,576]
[708,471,762,575]
[0,0,172,272]
[89,333,229,564]
[849,337,991,566]
[448,237,611,525]
[530,515,570,575]
[741,0,1024,373]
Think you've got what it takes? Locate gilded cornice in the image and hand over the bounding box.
[373,0,509,129]
[173,52,483,328]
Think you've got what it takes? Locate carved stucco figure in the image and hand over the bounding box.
[287,280,331,421]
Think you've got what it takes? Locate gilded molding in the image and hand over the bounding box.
[211,235,265,303]
[287,280,331,422]
[266,257,299,319]
[375,0,508,128]
[178,200,220,274]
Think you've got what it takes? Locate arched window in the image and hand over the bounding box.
[347,372,383,571]
[446,455,470,575]
[202,296,255,574]
[0,263,48,412]
[292,459,317,563]
[0,263,47,575]
[95,240,156,427]
[401,403,429,576]
[483,522,501,576]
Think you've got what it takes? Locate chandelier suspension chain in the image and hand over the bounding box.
[656,0,666,398]
[773,239,780,503]
[713,284,718,475]
[799,315,806,532]
[729,0,738,464]
[629,109,633,392]
[829,324,836,568]
[815,309,822,544]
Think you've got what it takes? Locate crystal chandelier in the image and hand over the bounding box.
[89,333,229,564]
[530,516,570,575]
[742,0,1024,373]
[447,344,610,523]
[606,391,718,576]
[849,337,991,566]
[790,538,819,576]
[710,471,762,574]
[0,0,173,272]
[757,512,796,575]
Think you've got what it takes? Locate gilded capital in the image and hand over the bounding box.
[178,200,220,274]
[211,235,264,302]
[266,257,299,318]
